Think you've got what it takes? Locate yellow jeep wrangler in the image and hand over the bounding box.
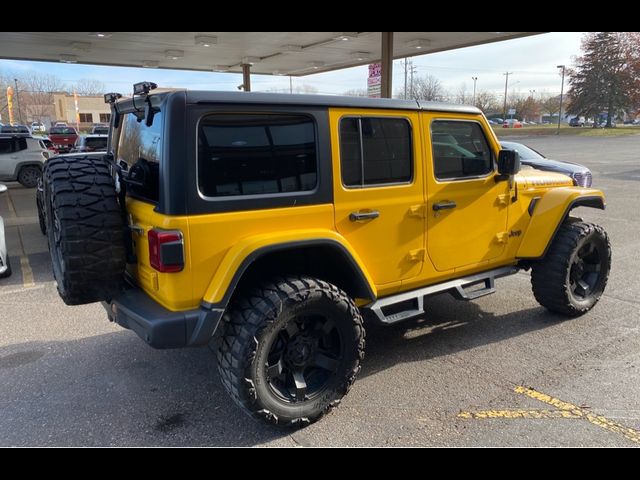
[42,82,611,427]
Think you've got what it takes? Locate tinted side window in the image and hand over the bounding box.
[15,138,28,152]
[198,114,317,197]
[340,117,412,187]
[117,110,163,202]
[431,121,492,180]
[0,139,12,154]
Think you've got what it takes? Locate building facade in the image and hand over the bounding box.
[52,93,111,128]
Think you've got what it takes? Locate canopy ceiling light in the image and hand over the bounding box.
[59,54,78,63]
[142,60,159,68]
[195,35,217,47]
[88,32,112,38]
[212,65,229,72]
[165,50,184,60]
[406,39,431,50]
[333,32,358,41]
[309,61,325,69]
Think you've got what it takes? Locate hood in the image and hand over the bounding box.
[516,168,574,189]
[521,157,589,175]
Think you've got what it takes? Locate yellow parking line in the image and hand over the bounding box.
[5,191,18,217]
[515,386,640,444]
[15,226,35,288]
[20,255,35,288]
[458,409,580,419]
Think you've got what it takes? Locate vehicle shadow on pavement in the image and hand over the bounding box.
[0,293,558,447]
[361,292,560,379]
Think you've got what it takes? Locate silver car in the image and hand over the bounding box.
[0,184,10,278]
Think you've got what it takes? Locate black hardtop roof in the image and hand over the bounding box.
[116,89,481,115]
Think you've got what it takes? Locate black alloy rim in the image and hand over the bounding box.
[569,239,602,298]
[265,313,343,404]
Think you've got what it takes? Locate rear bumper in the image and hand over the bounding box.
[102,286,224,349]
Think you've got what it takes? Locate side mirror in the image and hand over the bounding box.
[0,184,7,194]
[498,149,521,176]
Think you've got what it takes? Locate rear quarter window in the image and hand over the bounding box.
[198,113,318,197]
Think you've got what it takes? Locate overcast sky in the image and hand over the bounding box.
[0,32,585,98]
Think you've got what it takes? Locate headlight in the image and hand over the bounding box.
[572,171,593,188]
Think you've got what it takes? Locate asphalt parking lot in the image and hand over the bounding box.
[1,134,639,447]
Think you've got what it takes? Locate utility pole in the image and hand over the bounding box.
[14,78,23,124]
[409,61,417,99]
[556,65,565,135]
[403,59,408,99]
[289,76,293,94]
[471,76,478,106]
[502,72,512,120]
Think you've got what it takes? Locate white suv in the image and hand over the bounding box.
[30,121,46,134]
[0,135,50,188]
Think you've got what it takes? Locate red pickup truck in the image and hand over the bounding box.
[48,126,79,154]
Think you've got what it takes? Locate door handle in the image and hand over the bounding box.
[432,201,457,211]
[350,210,380,222]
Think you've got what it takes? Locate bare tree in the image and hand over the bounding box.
[342,89,368,97]
[474,91,499,113]
[73,78,107,96]
[410,74,444,101]
[455,82,468,104]
[19,72,67,122]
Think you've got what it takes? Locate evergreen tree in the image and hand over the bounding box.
[567,32,639,127]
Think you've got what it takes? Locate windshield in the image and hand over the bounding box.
[50,127,77,135]
[500,142,544,160]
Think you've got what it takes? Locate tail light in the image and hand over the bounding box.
[148,229,184,273]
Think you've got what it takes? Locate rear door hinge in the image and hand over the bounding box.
[408,204,426,218]
[496,194,510,207]
[407,248,426,262]
[495,232,509,244]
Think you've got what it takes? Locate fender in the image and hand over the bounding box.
[517,187,605,259]
[201,229,377,309]
[11,161,43,180]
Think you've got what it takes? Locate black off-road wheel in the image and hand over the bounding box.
[217,276,365,427]
[43,155,126,305]
[531,221,611,316]
[18,165,41,188]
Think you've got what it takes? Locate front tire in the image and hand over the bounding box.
[217,276,365,427]
[531,221,611,316]
[18,165,41,188]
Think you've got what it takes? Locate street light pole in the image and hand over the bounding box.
[14,78,23,125]
[556,65,565,135]
[471,76,478,106]
[502,72,512,120]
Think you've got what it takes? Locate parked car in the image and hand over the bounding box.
[90,124,109,135]
[0,124,31,135]
[0,183,10,278]
[500,141,592,187]
[48,126,78,154]
[502,119,523,128]
[30,121,46,133]
[0,134,50,187]
[72,134,108,153]
[569,117,585,127]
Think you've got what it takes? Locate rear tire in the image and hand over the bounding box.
[43,155,126,305]
[531,221,611,316]
[18,165,41,188]
[217,276,365,427]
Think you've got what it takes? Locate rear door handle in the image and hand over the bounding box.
[350,210,380,222]
[433,201,457,211]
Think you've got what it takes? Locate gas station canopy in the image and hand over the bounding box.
[0,32,540,76]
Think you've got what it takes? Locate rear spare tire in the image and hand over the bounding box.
[43,155,126,305]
